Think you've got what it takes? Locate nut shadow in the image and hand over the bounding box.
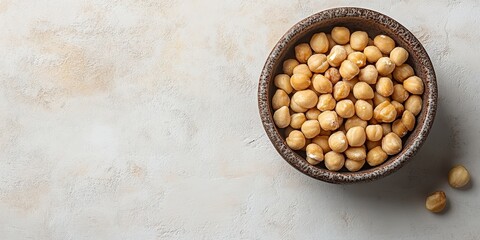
[435,198,451,215]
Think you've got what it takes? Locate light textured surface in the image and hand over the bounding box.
[0,0,479,239]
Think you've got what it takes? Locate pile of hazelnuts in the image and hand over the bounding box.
[272,26,424,172]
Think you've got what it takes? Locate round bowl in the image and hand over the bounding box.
[258,7,437,184]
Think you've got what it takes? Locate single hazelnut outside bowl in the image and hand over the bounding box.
[258,7,437,184]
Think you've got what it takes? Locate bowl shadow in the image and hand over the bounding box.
[322,104,457,212]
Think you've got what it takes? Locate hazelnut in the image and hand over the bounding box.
[381,123,392,136]
[358,65,378,84]
[292,90,318,109]
[295,43,312,63]
[301,120,321,139]
[312,74,333,93]
[327,45,347,67]
[374,101,397,123]
[374,35,395,54]
[326,34,336,51]
[393,64,414,82]
[317,93,336,111]
[283,59,300,76]
[347,52,367,68]
[382,132,402,155]
[293,64,313,77]
[392,119,408,137]
[364,46,383,63]
[376,57,396,76]
[307,54,329,73]
[404,95,423,116]
[290,73,311,90]
[346,126,366,147]
[328,131,349,153]
[331,26,350,44]
[391,84,410,103]
[340,59,360,80]
[345,159,365,172]
[401,110,416,131]
[345,116,367,131]
[376,77,394,97]
[337,115,345,129]
[306,157,320,165]
[366,146,388,166]
[373,92,391,107]
[324,151,345,171]
[355,99,373,121]
[308,77,321,96]
[345,146,367,161]
[290,98,308,113]
[272,89,290,110]
[318,111,340,131]
[389,47,409,66]
[306,108,321,120]
[448,165,471,188]
[350,31,369,51]
[324,67,341,84]
[391,101,405,117]
[290,113,307,129]
[333,81,351,100]
[273,106,291,128]
[310,32,329,53]
[335,99,355,118]
[425,191,447,213]
[274,74,293,94]
[403,76,424,95]
[343,44,354,55]
[343,76,359,89]
[353,82,374,100]
[312,135,331,153]
[306,143,324,165]
[365,124,383,141]
[346,92,357,104]
[286,130,306,150]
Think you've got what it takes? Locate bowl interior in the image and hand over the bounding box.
[261,8,437,183]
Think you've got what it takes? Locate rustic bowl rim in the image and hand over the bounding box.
[257,7,438,184]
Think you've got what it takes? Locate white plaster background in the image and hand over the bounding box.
[0,0,479,239]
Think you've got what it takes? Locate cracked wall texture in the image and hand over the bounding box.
[0,0,479,239]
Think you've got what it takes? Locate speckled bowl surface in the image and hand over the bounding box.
[258,7,437,184]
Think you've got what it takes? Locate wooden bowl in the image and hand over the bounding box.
[258,7,437,184]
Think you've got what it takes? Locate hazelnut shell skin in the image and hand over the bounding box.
[448,165,471,188]
[425,191,447,213]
